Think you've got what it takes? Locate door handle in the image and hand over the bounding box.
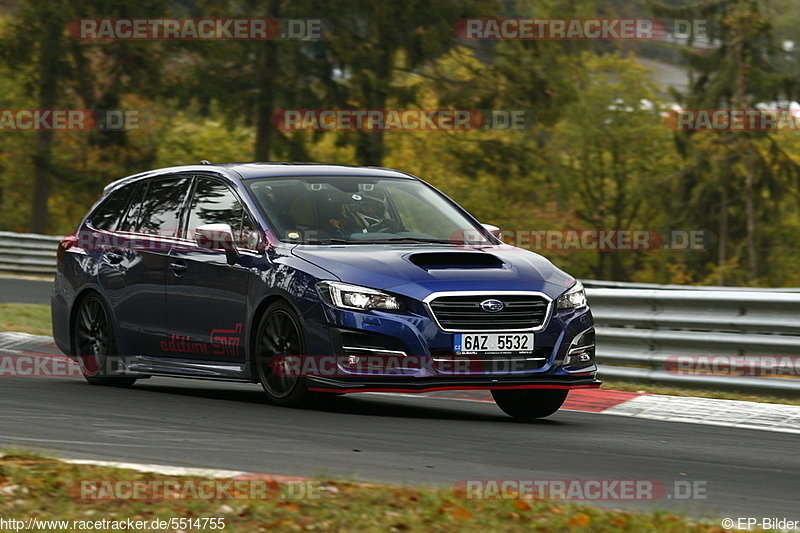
[170,260,188,276]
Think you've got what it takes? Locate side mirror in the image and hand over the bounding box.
[481,223,502,239]
[195,223,240,265]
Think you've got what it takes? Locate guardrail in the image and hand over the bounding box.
[1,231,798,395]
[588,287,800,395]
[0,231,61,277]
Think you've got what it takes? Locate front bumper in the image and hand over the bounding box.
[307,373,601,394]
[308,295,598,391]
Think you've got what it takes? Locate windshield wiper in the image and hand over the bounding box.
[357,237,458,244]
[292,238,353,245]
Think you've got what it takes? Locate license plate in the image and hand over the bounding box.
[454,333,534,354]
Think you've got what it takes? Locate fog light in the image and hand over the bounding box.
[563,328,595,368]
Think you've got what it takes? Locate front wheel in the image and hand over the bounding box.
[254,301,315,407]
[491,389,568,420]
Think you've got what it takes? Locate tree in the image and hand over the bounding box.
[1,0,169,233]
[313,0,496,165]
[656,0,800,284]
[548,53,677,279]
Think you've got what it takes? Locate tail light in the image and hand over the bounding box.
[57,235,79,264]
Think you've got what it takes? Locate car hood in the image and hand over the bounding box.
[291,244,575,301]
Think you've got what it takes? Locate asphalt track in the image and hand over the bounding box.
[0,277,52,304]
[0,374,797,520]
[0,277,797,520]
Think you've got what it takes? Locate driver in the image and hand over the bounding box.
[329,192,391,234]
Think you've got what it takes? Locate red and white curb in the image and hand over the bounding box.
[598,393,800,434]
[391,389,800,434]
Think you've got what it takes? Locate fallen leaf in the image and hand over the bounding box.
[451,507,473,520]
[277,502,300,512]
[567,513,592,527]
[612,516,628,528]
[514,500,532,511]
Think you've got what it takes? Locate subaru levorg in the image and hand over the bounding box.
[51,163,599,419]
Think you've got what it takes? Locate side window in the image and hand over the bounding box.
[187,178,260,250]
[118,183,148,233]
[187,178,244,239]
[90,184,135,231]
[137,177,192,237]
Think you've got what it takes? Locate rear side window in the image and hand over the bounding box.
[90,184,135,231]
[118,177,191,236]
[118,183,147,233]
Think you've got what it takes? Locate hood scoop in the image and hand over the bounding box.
[408,252,504,270]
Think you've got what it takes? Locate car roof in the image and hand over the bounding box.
[103,162,417,195]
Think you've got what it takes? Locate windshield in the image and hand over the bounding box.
[245,176,494,245]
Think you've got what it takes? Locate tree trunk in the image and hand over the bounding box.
[30,33,60,234]
[254,0,279,161]
[355,49,391,166]
[743,147,758,282]
[717,184,728,285]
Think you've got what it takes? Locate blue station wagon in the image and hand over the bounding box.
[51,163,599,419]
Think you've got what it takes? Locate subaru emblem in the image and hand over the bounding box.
[480,299,504,312]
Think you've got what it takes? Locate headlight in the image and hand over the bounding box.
[316,281,402,311]
[556,281,587,310]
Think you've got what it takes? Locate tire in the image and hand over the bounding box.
[253,301,315,407]
[491,389,568,420]
[73,293,137,388]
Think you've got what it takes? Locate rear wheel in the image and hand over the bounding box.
[73,293,137,388]
[254,301,315,407]
[491,389,568,420]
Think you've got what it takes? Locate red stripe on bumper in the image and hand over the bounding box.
[308,383,601,394]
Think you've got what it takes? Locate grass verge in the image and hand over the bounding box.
[0,452,732,532]
[0,303,51,336]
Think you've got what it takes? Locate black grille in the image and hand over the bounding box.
[430,347,550,373]
[428,294,549,331]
